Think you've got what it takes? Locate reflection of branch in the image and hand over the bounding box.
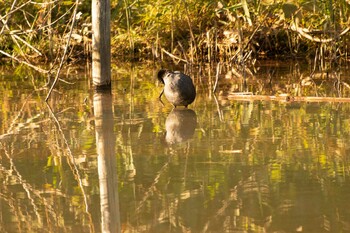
[1,144,44,225]
[213,62,221,93]
[0,188,23,229]
[203,189,240,232]
[0,142,61,226]
[45,103,94,231]
[213,94,224,122]
[0,90,47,140]
[201,174,271,232]
[201,185,238,232]
[135,160,170,214]
[135,147,191,215]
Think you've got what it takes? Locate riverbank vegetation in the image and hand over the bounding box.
[0,0,349,70]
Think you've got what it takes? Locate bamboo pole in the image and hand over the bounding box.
[92,0,111,89]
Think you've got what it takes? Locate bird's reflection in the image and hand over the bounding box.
[165,108,197,144]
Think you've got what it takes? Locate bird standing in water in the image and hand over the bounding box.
[157,69,196,108]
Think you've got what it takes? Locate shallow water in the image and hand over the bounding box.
[1,62,350,232]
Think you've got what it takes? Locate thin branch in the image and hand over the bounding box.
[0,50,48,73]
[0,0,18,34]
[161,48,188,63]
[45,0,79,101]
[290,22,350,43]
[11,33,42,55]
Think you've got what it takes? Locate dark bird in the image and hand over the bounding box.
[157,69,196,108]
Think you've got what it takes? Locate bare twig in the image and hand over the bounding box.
[161,48,188,63]
[0,50,48,73]
[11,33,42,55]
[45,0,79,101]
[0,0,18,35]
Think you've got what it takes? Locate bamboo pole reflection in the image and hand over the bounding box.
[93,90,121,233]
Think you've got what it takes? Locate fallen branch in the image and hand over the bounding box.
[290,22,350,43]
[0,50,48,73]
[228,93,350,102]
[161,48,188,63]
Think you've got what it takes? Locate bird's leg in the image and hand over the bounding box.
[158,89,164,99]
[158,89,165,106]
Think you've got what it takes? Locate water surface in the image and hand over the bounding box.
[0,62,350,232]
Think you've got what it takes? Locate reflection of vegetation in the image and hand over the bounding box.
[112,64,350,232]
[0,69,97,231]
[120,99,350,232]
[1,63,350,232]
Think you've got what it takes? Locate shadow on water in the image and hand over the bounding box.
[1,62,350,232]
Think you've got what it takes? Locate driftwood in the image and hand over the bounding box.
[228,93,350,103]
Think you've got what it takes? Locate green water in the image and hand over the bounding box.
[0,62,350,232]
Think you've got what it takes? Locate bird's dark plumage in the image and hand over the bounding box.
[158,69,196,108]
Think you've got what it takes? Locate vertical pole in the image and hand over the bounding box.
[92,0,111,88]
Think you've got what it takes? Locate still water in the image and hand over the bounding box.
[0,62,350,233]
